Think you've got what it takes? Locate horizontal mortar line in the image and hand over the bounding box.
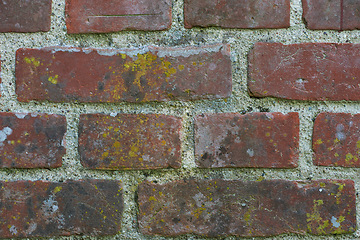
[87,13,161,17]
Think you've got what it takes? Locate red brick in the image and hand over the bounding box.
[313,112,360,167]
[0,179,123,238]
[248,43,360,101]
[302,0,360,30]
[79,114,182,170]
[65,0,171,33]
[0,0,51,32]
[195,112,299,168]
[16,44,232,103]
[138,179,355,237]
[184,0,290,29]
[0,113,66,169]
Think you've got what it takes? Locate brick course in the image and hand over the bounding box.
[0,179,123,238]
[138,179,356,237]
[248,42,360,101]
[313,112,360,167]
[79,114,182,170]
[16,44,232,103]
[0,0,52,32]
[0,113,66,168]
[184,0,290,29]
[195,112,299,168]
[65,0,172,33]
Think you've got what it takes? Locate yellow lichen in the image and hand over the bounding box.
[24,57,40,67]
[48,75,59,84]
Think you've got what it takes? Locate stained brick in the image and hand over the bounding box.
[0,179,123,238]
[138,179,355,237]
[16,44,232,103]
[195,112,299,168]
[0,113,66,169]
[313,112,360,167]
[65,0,172,33]
[79,114,182,170]
[302,0,360,30]
[0,0,51,32]
[184,0,290,29]
[248,43,360,101]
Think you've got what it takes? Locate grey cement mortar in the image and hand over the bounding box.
[0,0,360,239]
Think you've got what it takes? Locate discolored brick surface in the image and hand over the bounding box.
[184,0,290,29]
[79,114,182,170]
[302,0,360,30]
[16,44,232,103]
[0,113,66,169]
[0,179,123,238]
[138,179,355,237]
[248,42,360,101]
[313,112,360,167]
[0,0,51,32]
[194,112,299,168]
[65,0,171,33]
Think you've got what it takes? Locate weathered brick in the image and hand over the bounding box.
[248,43,360,101]
[0,179,123,238]
[65,0,171,33]
[195,112,299,168]
[0,113,66,169]
[302,0,360,30]
[0,0,51,32]
[138,179,356,237]
[16,44,231,103]
[79,114,182,170]
[184,0,290,29]
[313,112,360,167]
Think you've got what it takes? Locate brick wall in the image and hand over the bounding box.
[0,0,359,239]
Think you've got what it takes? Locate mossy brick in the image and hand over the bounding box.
[313,112,360,167]
[302,0,360,30]
[248,43,360,101]
[138,179,356,237]
[0,0,51,32]
[195,112,299,168]
[0,179,123,238]
[15,44,232,103]
[184,0,290,29]
[0,113,66,169]
[78,113,182,170]
[65,0,172,33]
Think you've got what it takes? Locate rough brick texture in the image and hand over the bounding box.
[65,0,172,33]
[313,112,360,167]
[16,44,231,103]
[0,113,66,169]
[184,0,290,29]
[195,112,299,168]
[0,179,123,238]
[302,0,360,30]
[0,0,51,32]
[248,42,360,101]
[79,114,182,170]
[138,179,356,237]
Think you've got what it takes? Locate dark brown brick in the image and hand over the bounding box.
[302,0,360,30]
[65,0,171,33]
[184,0,290,29]
[79,114,182,170]
[0,179,123,238]
[248,43,360,101]
[0,113,66,169]
[313,112,360,167]
[0,0,51,32]
[138,179,355,237]
[16,44,232,103]
[195,112,299,168]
